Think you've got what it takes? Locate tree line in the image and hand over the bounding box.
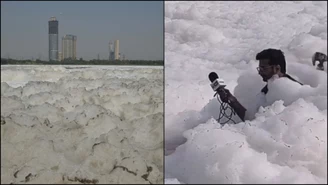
[1,58,163,66]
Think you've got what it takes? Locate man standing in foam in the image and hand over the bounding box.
[219,48,303,121]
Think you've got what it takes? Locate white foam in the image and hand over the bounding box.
[165,1,327,184]
[1,65,163,184]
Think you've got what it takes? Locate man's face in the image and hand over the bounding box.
[257,59,274,82]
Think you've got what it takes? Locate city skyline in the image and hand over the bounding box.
[1,1,163,61]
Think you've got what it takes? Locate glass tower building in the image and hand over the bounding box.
[48,17,58,61]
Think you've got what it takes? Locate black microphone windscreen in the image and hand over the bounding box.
[209,72,219,82]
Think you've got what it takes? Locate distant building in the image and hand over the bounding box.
[58,52,62,61]
[109,42,114,60]
[110,51,115,60]
[114,40,119,60]
[62,35,77,60]
[73,36,76,59]
[48,17,59,61]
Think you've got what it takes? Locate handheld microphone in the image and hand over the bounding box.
[208,72,226,92]
[312,52,327,71]
[208,72,238,125]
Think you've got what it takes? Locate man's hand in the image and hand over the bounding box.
[217,88,246,122]
[217,88,237,103]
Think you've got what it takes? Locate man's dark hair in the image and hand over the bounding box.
[256,48,286,74]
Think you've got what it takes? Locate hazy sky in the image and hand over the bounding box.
[1,1,163,61]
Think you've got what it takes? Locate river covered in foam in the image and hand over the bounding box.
[1,65,163,184]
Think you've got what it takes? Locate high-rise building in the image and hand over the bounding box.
[58,52,62,61]
[48,17,59,61]
[62,35,77,60]
[73,36,76,59]
[114,40,119,60]
[109,42,114,60]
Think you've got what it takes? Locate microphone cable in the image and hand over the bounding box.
[215,93,237,125]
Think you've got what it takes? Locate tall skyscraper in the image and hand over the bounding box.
[48,17,59,61]
[73,36,76,59]
[58,52,62,61]
[62,35,77,60]
[114,40,120,60]
[109,42,114,60]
